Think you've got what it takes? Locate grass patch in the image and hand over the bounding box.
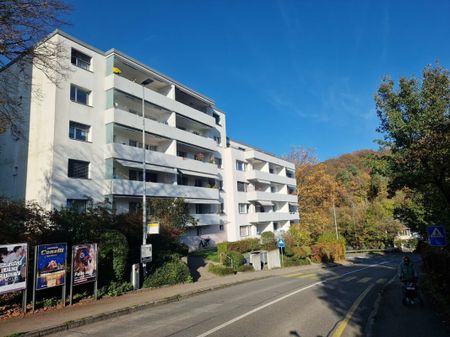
[207,263,235,276]
[189,248,220,262]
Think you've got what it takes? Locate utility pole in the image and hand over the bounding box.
[333,199,339,239]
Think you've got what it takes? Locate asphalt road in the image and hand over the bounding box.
[50,255,407,337]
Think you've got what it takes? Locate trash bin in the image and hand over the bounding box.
[131,263,140,290]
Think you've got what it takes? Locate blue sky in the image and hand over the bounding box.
[65,0,450,160]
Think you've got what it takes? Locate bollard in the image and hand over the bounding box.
[131,263,140,290]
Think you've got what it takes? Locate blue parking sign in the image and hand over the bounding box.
[278,239,285,248]
[427,226,447,247]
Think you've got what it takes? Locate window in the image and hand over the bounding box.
[129,169,156,182]
[68,159,89,179]
[129,140,138,147]
[129,202,140,214]
[286,170,294,178]
[129,169,142,181]
[271,186,276,193]
[237,181,247,192]
[66,199,87,212]
[220,203,225,213]
[213,113,221,125]
[274,222,279,231]
[177,175,188,185]
[236,160,246,171]
[69,121,90,141]
[178,151,187,158]
[219,180,224,190]
[196,227,202,236]
[149,145,158,151]
[214,136,221,145]
[71,49,91,70]
[215,157,222,168]
[70,84,91,105]
[239,203,248,214]
[195,179,203,187]
[219,224,224,231]
[240,226,249,237]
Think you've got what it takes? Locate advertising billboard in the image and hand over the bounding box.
[0,243,27,294]
[36,243,67,290]
[72,244,97,285]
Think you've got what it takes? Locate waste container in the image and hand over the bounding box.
[131,263,140,290]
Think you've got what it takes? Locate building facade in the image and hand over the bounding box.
[0,31,298,248]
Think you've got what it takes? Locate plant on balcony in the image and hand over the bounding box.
[208,158,215,164]
[194,152,205,161]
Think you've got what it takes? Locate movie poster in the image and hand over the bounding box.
[36,243,67,290]
[0,243,27,294]
[72,244,97,285]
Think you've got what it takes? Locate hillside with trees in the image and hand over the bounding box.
[290,147,404,249]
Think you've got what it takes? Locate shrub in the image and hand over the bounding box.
[260,232,277,250]
[224,251,245,270]
[207,263,235,276]
[238,265,255,272]
[283,256,310,267]
[143,259,192,288]
[98,281,133,298]
[285,225,312,247]
[227,238,260,253]
[217,242,228,263]
[291,246,312,258]
[99,230,129,284]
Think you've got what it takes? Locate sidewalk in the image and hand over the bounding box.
[370,274,449,336]
[0,262,345,337]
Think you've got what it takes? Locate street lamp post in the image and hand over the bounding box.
[141,78,153,279]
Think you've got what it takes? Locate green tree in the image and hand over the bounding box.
[375,64,450,232]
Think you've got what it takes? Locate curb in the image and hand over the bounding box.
[13,262,348,337]
[364,274,397,337]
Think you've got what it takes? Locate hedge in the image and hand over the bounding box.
[143,259,192,288]
[207,263,235,276]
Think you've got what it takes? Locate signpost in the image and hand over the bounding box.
[0,243,28,313]
[33,243,67,311]
[278,239,285,266]
[427,226,447,247]
[147,222,160,235]
[70,243,98,305]
[141,244,152,264]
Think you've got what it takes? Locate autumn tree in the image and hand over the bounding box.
[0,0,71,136]
[375,64,450,232]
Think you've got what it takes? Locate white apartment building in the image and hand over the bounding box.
[223,140,299,242]
[0,31,298,247]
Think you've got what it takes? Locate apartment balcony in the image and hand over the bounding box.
[246,191,298,203]
[247,212,299,223]
[193,214,223,226]
[246,170,296,186]
[244,149,295,170]
[108,179,220,200]
[105,108,217,151]
[105,74,216,128]
[105,143,219,176]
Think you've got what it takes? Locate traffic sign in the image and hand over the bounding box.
[427,226,447,247]
[141,244,152,263]
[277,239,285,248]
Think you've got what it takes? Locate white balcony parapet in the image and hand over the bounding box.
[247,212,299,223]
[246,170,296,186]
[194,214,223,226]
[105,143,219,176]
[105,74,216,128]
[105,108,217,151]
[108,179,220,200]
[244,149,295,169]
[246,191,298,203]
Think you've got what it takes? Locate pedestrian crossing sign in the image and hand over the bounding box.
[427,226,447,246]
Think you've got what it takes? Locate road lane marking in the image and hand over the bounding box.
[376,278,387,284]
[286,272,319,278]
[358,277,371,284]
[332,283,376,337]
[195,263,385,337]
[342,276,357,282]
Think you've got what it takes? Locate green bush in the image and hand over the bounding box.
[99,230,129,284]
[283,256,310,267]
[238,265,255,272]
[217,242,228,263]
[261,231,275,244]
[224,251,245,270]
[207,263,235,276]
[291,246,312,258]
[143,259,192,288]
[285,225,312,247]
[98,281,133,297]
[227,238,260,253]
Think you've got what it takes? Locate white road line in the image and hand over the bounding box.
[195,263,386,337]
